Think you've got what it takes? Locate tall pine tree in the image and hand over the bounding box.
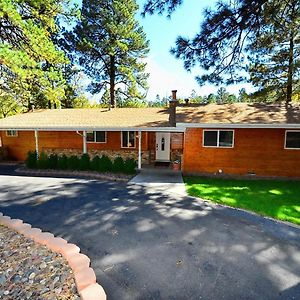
[143,0,300,104]
[73,0,149,108]
[0,0,73,111]
[248,1,300,103]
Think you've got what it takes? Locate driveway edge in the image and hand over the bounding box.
[0,212,106,300]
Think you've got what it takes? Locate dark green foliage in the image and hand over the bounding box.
[57,155,68,170]
[67,155,80,170]
[48,154,58,169]
[91,155,101,171]
[37,152,49,169]
[112,156,125,173]
[73,0,149,107]
[143,0,300,104]
[99,155,113,172]
[26,151,37,169]
[124,158,137,174]
[80,153,90,170]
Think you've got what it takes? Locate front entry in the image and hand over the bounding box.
[156,132,171,161]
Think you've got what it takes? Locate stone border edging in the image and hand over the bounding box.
[16,167,130,182]
[0,212,106,300]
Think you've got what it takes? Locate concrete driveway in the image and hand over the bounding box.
[0,165,299,300]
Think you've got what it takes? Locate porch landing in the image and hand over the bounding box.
[128,168,187,196]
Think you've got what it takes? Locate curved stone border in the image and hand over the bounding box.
[0,212,106,300]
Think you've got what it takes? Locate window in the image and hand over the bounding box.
[86,131,106,143]
[6,130,18,137]
[121,131,135,148]
[285,131,300,149]
[203,130,234,148]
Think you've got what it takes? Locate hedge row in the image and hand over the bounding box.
[26,151,137,174]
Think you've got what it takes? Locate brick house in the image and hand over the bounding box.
[0,91,300,177]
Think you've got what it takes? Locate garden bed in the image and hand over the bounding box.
[0,225,79,299]
[16,166,133,182]
[25,151,137,181]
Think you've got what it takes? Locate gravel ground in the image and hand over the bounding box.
[0,225,80,299]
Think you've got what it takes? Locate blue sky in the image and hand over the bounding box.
[136,0,254,100]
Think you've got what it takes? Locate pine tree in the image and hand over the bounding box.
[0,0,73,112]
[73,0,149,108]
[143,0,300,104]
[247,1,300,104]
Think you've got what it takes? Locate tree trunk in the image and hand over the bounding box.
[286,31,294,105]
[286,2,295,105]
[109,55,115,108]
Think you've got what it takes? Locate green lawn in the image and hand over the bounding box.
[184,176,300,225]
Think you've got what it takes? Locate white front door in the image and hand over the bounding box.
[156,132,171,161]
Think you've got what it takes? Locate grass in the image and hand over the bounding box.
[184,176,300,225]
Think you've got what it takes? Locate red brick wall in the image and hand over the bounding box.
[1,131,35,160]
[183,128,300,177]
[0,130,150,161]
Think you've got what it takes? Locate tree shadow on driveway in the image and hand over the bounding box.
[0,174,299,300]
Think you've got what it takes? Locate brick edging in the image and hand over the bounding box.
[0,212,106,300]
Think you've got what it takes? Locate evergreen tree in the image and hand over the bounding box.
[73,0,149,108]
[247,1,300,104]
[143,0,300,104]
[0,0,73,113]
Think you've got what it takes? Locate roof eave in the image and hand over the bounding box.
[177,123,300,129]
[0,126,185,132]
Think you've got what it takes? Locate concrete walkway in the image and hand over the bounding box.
[128,168,187,196]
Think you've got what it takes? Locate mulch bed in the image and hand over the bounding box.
[0,225,80,299]
[16,166,134,182]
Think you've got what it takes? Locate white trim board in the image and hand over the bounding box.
[177,123,300,129]
[0,126,185,132]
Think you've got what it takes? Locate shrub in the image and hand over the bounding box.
[57,155,68,170]
[48,154,58,169]
[99,155,112,172]
[26,151,37,169]
[80,153,90,170]
[124,158,137,174]
[37,152,49,169]
[91,155,101,171]
[67,155,80,170]
[112,156,125,173]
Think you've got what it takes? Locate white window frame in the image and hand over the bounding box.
[6,130,18,137]
[121,131,136,149]
[284,130,300,150]
[203,129,235,148]
[86,131,107,143]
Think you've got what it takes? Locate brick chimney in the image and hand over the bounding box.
[169,90,178,127]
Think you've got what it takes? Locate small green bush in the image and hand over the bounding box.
[48,154,58,169]
[26,151,37,169]
[112,156,125,173]
[80,153,90,170]
[91,155,101,171]
[99,155,113,172]
[57,155,68,170]
[124,158,137,174]
[67,155,80,170]
[37,152,49,169]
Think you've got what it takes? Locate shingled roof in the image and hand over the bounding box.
[0,103,299,130]
[0,108,171,130]
[176,103,300,125]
